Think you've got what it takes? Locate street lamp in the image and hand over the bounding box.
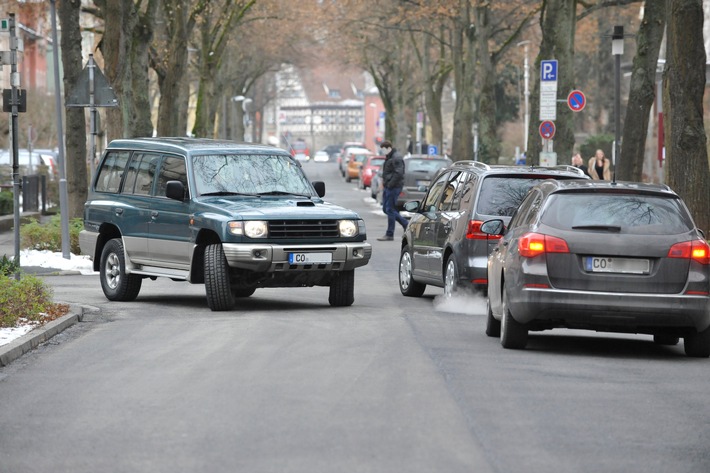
[517,40,531,155]
[612,26,624,176]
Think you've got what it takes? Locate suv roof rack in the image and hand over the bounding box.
[544,165,586,176]
[455,160,491,171]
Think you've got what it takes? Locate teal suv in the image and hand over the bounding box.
[79,138,372,311]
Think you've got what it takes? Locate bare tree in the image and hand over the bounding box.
[57,0,88,218]
[616,0,665,182]
[663,0,709,235]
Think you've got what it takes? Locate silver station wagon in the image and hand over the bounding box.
[79,138,372,311]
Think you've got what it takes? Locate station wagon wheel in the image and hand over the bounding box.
[204,243,236,311]
[99,238,142,301]
[684,326,710,358]
[485,298,501,337]
[500,287,528,349]
[443,255,460,298]
[329,269,354,306]
[399,245,425,297]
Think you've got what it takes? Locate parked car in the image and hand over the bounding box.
[79,138,372,312]
[358,155,385,189]
[344,147,372,183]
[0,148,58,181]
[482,179,710,357]
[289,139,310,162]
[398,162,589,298]
[313,150,330,162]
[338,141,366,177]
[375,155,452,208]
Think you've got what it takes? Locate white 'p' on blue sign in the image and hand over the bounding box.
[540,60,558,82]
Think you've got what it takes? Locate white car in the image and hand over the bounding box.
[313,150,329,162]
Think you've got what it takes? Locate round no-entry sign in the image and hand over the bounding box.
[567,89,586,112]
[539,120,556,140]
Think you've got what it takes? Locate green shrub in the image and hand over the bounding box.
[19,215,84,254]
[0,190,12,216]
[579,134,614,162]
[0,254,20,276]
[0,273,54,328]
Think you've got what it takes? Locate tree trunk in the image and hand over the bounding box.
[128,3,157,137]
[527,0,576,165]
[475,6,499,164]
[664,0,710,235]
[58,0,87,218]
[450,0,475,162]
[617,0,665,182]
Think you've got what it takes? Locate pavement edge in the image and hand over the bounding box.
[0,303,85,367]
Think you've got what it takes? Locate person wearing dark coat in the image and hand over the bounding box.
[377,141,409,241]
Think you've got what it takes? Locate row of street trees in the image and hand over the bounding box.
[3,1,708,233]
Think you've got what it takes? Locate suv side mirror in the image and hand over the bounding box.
[403,200,420,212]
[166,181,186,201]
[312,181,325,197]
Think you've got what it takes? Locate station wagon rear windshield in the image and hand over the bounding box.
[540,192,694,234]
[193,154,314,196]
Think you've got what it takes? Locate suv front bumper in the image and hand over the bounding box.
[222,242,372,273]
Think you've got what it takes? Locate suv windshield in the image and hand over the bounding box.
[541,192,694,234]
[477,176,564,217]
[193,154,314,196]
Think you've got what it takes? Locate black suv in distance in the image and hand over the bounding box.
[79,138,372,311]
[398,161,589,298]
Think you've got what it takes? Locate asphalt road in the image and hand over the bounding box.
[1,160,708,473]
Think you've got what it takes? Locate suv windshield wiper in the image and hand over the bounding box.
[571,224,622,232]
[257,190,310,197]
[200,191,260,197]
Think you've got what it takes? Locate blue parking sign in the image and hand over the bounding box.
[428,145,438,156]
[540,60,558,81]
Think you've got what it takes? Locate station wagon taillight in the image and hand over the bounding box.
[466,220,502,240]
[519,232,570,258]
[668,240,710,265]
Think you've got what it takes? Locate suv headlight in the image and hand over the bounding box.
[339,220,358,237]
[228,220,268,238]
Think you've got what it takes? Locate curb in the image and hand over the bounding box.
[0,304,84,367]
[0,212,41,233]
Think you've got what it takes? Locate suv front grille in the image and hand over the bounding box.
[268,220,340,239]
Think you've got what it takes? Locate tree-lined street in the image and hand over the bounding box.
[1,162,708,472]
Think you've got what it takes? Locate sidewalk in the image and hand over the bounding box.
[0,212,87,366]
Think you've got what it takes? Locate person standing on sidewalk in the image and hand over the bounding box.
[377,141,408,241]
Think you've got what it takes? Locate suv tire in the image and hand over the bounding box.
[399,245,425,297]
[205,243,236,311]
[500,287,528,349]
[329,270,355,307]
[100,238,142,301]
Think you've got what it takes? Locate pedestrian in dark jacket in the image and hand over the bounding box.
[377,141,409,241]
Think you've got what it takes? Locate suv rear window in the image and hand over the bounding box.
[540,192,694,234]
[476,176,554,217]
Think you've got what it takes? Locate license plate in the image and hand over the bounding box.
[416,180,430,187]
[584,257,650,274]
[288,252,333,264]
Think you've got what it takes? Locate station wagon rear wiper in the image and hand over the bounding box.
[571,224,622,232]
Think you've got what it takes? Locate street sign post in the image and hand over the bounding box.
[539,59,558,121]
[539,120,556,140]
[567,89,586,112]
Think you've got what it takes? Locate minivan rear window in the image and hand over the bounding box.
[477,176,551,217]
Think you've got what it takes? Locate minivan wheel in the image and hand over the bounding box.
[399,245,425,297]
[684,326,710,358]
[443,256,460,298]
[100,238,142,301]
[485,299,501,337]
[500,288,528,349]
[204,243,235,311]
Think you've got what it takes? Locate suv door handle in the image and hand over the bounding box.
[114,208,123,216]
[151,211,159,220]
